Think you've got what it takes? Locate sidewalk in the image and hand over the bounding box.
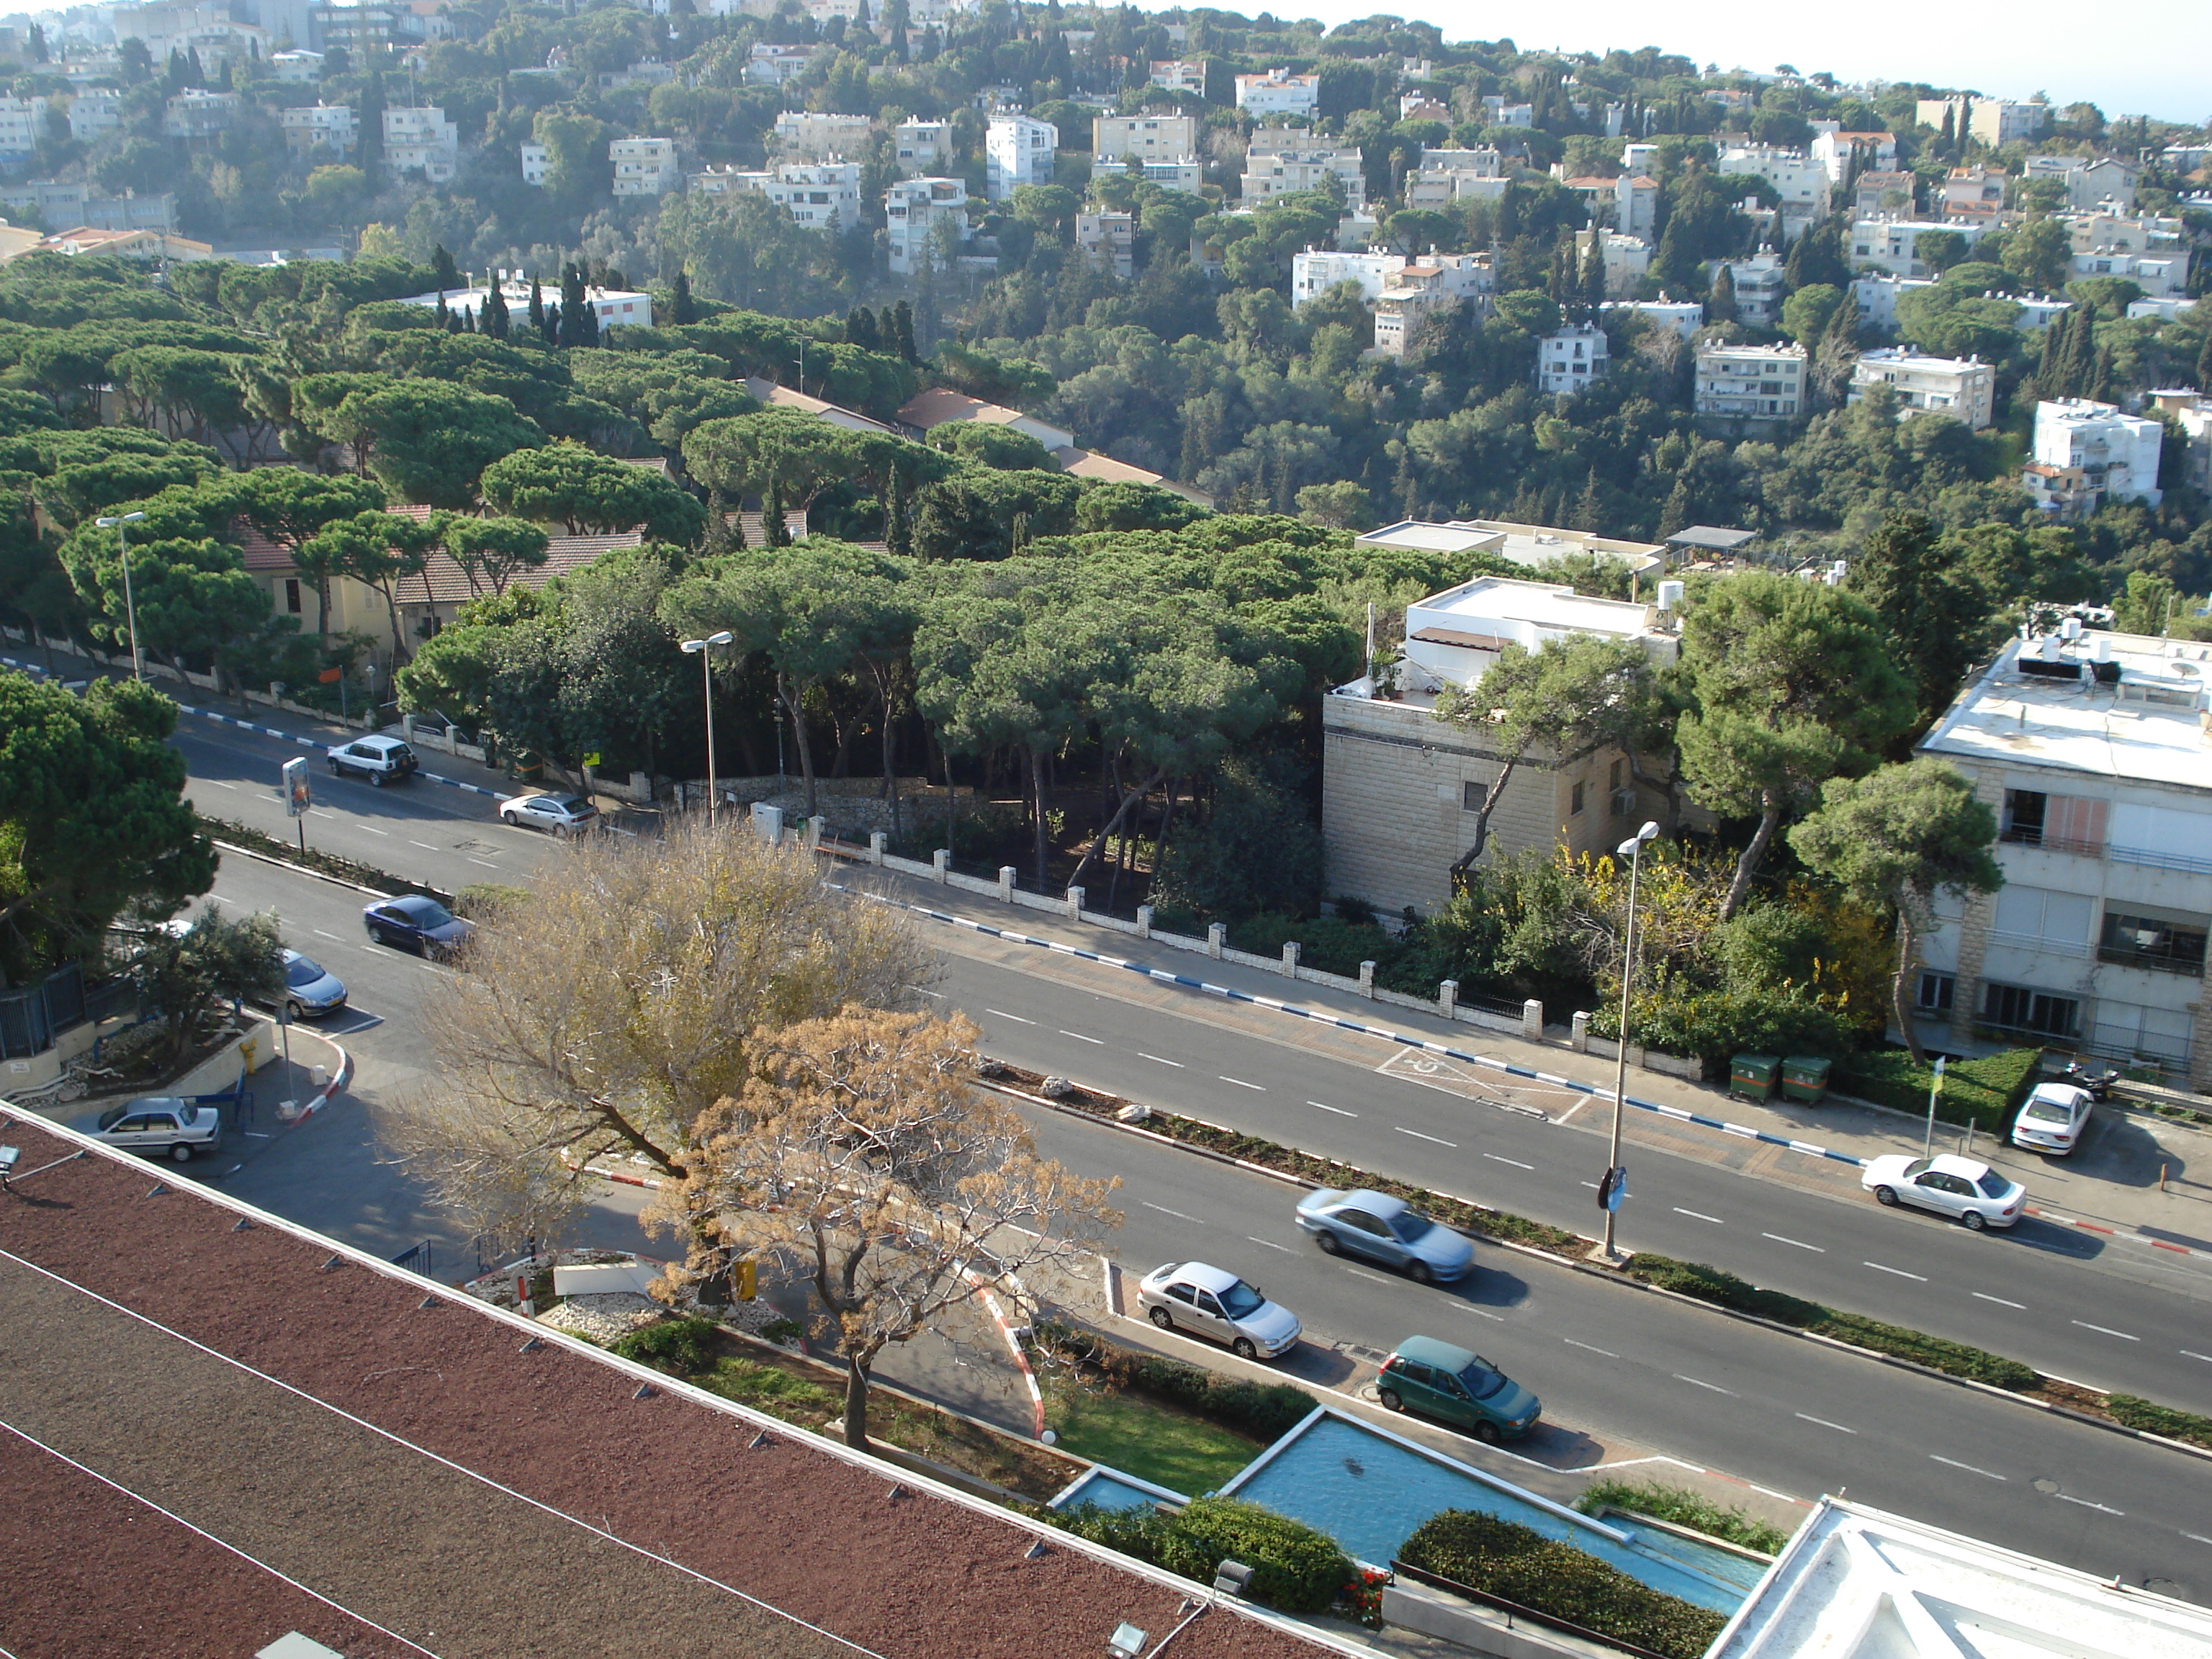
[842,859,2212,1262]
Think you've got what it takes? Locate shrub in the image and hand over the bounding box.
[1621,1255,1824,1326]
[1031,1321,1317,1442]
[1401,1509,1727,1659]
[1049,1496,1351,1614]
[611,1315,720,1375]
[455,881,531,918]
[1834,1046,2041,1131]
[1573,1479,1791,1555]
[2106,1395,2212,1449]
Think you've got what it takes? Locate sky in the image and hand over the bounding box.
[1293,0,2212,129]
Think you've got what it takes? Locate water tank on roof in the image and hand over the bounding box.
[1656,580,1686,611]
[2062,616,2082,642]
[2092,637,2111,662]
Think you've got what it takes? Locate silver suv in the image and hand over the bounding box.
[327,734,418,786]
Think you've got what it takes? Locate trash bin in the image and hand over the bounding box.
[1781,1055,1832,1104]
[1730,1053,1780,1102]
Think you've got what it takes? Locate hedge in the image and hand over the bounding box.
[2105,1395,2212,1450]
[611,1315,721,1375]
[1048,1496,1352,1614]
[1573,1479,1791,1556]
[1400,1509,1727,1659]
[1833,1046,2043,1133]
[1032,1320,1318,1442]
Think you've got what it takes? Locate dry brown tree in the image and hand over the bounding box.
[370,817,940,1244]
[645,1007,1121,1449]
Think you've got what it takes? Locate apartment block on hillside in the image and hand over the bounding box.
[1695,342,1807,428]
[1849,349,1997,429]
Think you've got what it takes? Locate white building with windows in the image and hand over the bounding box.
[1848,349,1996,429]
[2028,398,2164,513]
[609,137,680,197]
[1234,68,1319,117]
[886,176,969,274]
[2150,388,2211,495]
[1849,217,1982,278]
[1241,127,1365,211]
[1403,145,1506,210]
[1915,95,2049,147]
[745,43,820,84]
[1717,143,1828,222]
[1290,249,1404,307]
[984,112,1056,201]
[278,102,356,158]
[521,143,549,186]
[1571,230,1651,299]
[1535,325,1609,397]
[1092,113,1196,167]
[1695,341,1807,424]
[1914,629,2212,1087]
[773,111,871,163]
[1707,253,1788,326]
[63,89,123,143]
[1074,210,1135,279]
[893,119,951,176]
[384,106,459,182]
[161,89,238,141]
[1371,253,1493,356]
[1148,60,1206,96]
[757,162,863,230]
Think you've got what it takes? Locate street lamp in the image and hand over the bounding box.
[93,511,148,681]
[1601,819,1662,1262]
[680,631,735,824]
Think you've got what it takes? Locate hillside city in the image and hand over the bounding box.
[0,1,2210,1656]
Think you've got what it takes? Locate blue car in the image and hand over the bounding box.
[1295,1187,1475,1284]
[363,894,475,958]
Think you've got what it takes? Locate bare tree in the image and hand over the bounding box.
[379,818,940,1245]
[645,1009,1121,1449]
[369,1082,591,1254]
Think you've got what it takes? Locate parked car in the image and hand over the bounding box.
[1136,1262,1302,1360]
[271,948,347,1021]
[498,791,600,837]
[2011,1082,2095,1155]
[70,1097,222,1164]
[362,894,474,958]
[1377,1336,1541,1442]
[325,734,418,786]
[1295,1187,1474,1283]
[1860,1154,2026,1230]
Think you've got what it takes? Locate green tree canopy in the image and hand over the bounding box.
[478,441,706,541]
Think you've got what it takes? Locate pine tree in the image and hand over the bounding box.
[701,487,732,557]
[1657,477,1692,539]
[1709,264,1738,325]
[1573,467,1603,533]
[847,306,881,352]
[884,470,911,557]
[432,243,460,290]
[1393,443,1419,518]
[672,269,697,325]
[484,278,510,340]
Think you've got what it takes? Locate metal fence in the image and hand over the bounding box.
[390,1241,435,1278]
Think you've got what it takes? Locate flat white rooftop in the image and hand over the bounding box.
[1919,631,2212,793]
[1413,575,1653,639]
[1356,518,1665,575]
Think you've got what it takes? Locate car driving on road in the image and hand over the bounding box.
[2011,1082,2095,1155]
[325,734,418,786]
[362,894,475,958]
[274,948,346,1020]
[1136,1262,1302,1360]
[498,791,600,836]
[1295,1187,1474,1283]
[1860,1153,2025,1230]
[69,1097,222,1163]
[1377,1336,1541,1442]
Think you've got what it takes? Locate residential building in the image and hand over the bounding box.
[1614,173,1659,240]
[1850,273,1936,331]
[2074,250,2187,296]
[1915,630,2212,1086]
[384,107,459,183]
[1371,253,1493,356]
[62,89,123,143]
[1399,95,1452,123]
[600,59,677,92]
[610,136,680,197]
[1234,67,1319,117]
[757,162,863,230]
[269,48,325,81]
[896,387,1074,452]
[1717,143,1829,222]
[1572,229,1651,299]
[521,143,549,186]
[1148,60,1207,96]
[1916,95,2048,147]
[278,102,358,158]
[161,89,239,141]
[1941,165,2008,225]
[399,279,655,331]
[1846,169,1918,217]
[2013,292,2073,331]
[688,166,769,197]
[1073,210,1135,279]
[37,226,214,261]
[1848,349,1996,428]
[1707,253,1788,326]
[1292,249,1408,307]
[2065,210,2182,257]
[1321,573,1678,919]
[1850,217,1982,278]
[1092,113,1196,166]
[885,176,970,274]
[1605,299,1704,339]
[2031,154,2142,212]
[1535,324,1609,396]
[1480,95,1533,126]
[1354,519,1665,581]
[1404,147,1508,210]
[745,42,819,84]
[2148,390,2211,495]
[2028,398,2164,513]
[1695,341,1808,424]
[773,111,871,163]
[1811,127,1897,184]
[310,0,400,53]
[893,118,951,176]
[1415,145,1504,180]
[1124,158,1204,194]
[0,181,174,233]
[1241,127,1364,212]
[984,112,1056,202]
[0,96,46,162]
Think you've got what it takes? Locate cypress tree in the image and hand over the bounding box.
[484,278,510,340]
[884,469,910,557]
[1573,468,1602,533]
[542,303,560,346]
[1709,264,1738,325]
[672,269,697,325]
[893,300,917,361]
[527,275,545,334]
[762,467,789,548]
[847,306,881,351]
[2090,343,2114,405]
[1937,106,1956,161]
[2060,306,2097,398]
[557,264,589,347]
[701,486,732,557]
[2194,327,2211,393]
[1582,235,1608,313]
[357,70,385,187]
[432,243,460,290]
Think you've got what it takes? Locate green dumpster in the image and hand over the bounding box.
[1730,1053,1780,1102]
[1780,1055,1832,1104]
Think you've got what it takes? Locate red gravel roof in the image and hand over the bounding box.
[0,1113,1349,1659]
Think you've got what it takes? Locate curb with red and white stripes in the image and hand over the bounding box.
[282,1026,352,1125]
[2026,1205,2212,1261]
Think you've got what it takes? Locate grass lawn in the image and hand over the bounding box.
[1040,1372,1267,1497]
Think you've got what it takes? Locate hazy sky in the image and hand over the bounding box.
[1294,1,2211,127]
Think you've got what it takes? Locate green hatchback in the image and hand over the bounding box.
[1376,1336,1542,1443]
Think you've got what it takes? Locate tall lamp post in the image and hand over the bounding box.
[93,511,148,681]
[1601,819,1662,1262]
[680,630,734,825]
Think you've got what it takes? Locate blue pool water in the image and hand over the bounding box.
[1051,1467,1187,1514]
[1223,1414,1753,1614]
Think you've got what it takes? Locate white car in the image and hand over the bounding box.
[1136,1262,1302,1360]
[1861,1154,2026,1231]
[499,792,601,836]
[2012,1083,2095,1155]
[326,734,418,785]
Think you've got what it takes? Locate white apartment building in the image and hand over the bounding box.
[278,102,358,157]
[1148,60,1206,96]
[885,176,970,274]
[1915,95,2049,147]
[1241,128,1365,212]
[1606,300,1704,340]
[894,119,950,176]
[521,143,549,186]
[1536,325,1609,397]
[756,162,862,230]
[385,107,459,183]
[1291,249,1406,307]
[1572,230,1651,300]
[1717,143,1828,219]
[773,111,871,163]
[1708,253,1788,326]
[2028,398,2164,512]
[1372,254,1493,357]
[0,96,44,161]
[1914,631,2212,1086]
[1479,95,1533,126]
[1403,145,1505,210]
[1849,273,1936,331]
[610,137,680,197]
[2073,251,2187,297]
[1845,169,1919,217]
[269,49,324,82]
[1811,127,1897,185]
[1124,158,1204,194]
[1074,210,1134,279]
[1235,68,1319,117]
[1615,174,1659,240]
[1848,349,1996,429]
[984,112,1056,201]
[1851,217,1982,278]
[1093,113,1196,166]
[1941,166,2008,225]
[162,89,239,140]
[1695,342,1808,423]
[63,89,122,143]
[2147,390,2210,495]
[745,43,820,84]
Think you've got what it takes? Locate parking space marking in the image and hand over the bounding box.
[1245,1236,1294,1253]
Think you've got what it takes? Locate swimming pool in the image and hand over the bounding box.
[1220,1410,1754,1614]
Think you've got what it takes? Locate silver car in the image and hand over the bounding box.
[276,948,347,1020]
[2012,1083,2094,1155]
[1861,1154,2026,1230]
[1295,1187,1475,1283]
[499,791,601,836]
[1137,1262,1302,1360]
[70,1097,222,1164]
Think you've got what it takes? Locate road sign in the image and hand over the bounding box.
[282,755,310,818]
[1600,1164,1628,1213]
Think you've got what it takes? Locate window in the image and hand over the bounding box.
[1917,972,1955,1014]
[284,578,302,614]
[1570,781,1586,814]
[2098,908,2209,976]
[1462,780,1486,812]
[1980,981,2080,1040]
[1992,885,2093,952]
[1610,760,1623,791]
[2000,788,2046,844]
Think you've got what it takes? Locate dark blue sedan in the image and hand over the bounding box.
[362,894,475,958]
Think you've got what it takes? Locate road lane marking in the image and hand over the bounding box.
[1244,1236,1293,1253]
[467,858,501,869]
[2071,1319,2139,1341]
[1563,1339,1617,1357]
[1057,1030,1104,1044]
[1930,1455,2006,1481]
[1673,1208,1725,1225]
[1973,1292,2027,1309]
[359,825,389,836]
[1394,1126,1457,1147]
[1673,1374,1733,1395]
[409,840,440,850]
[2186,1533,2212,1547]
[1862,1262,1927,1281]
[1138,1053,1184,1067]
[1309,1101,1357,1117]
[1218,1076,1264,1091]
[1141,1201,1200,1223]
[984,1009,1035,1024]
[1483,1154,1534,1170]
[1579,1180,1600,1190]
[1762,1232,1825,1251]
[2053,1494,2123,1515]
[1457,1307,1503,1321]
[1341,1267,1396,1287]
[210,779,238,788]
[1795,1413,1856,1434]
[312,929,341,941]
[2182,1352,2212,1364]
